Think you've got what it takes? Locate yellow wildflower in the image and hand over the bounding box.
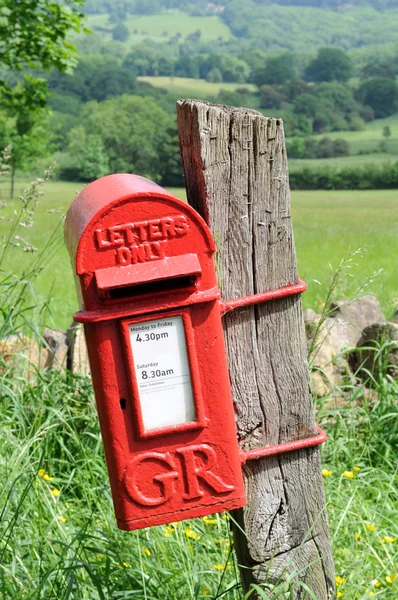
[354,533,361,540]
[343,471,354,479]
[203,586,211,595]
[223,513,230,520]
[142,548,151,556]
[185,527,201,540]
[352,465,361,472]
[366,523,376,531]
[337,592,343,598]
[214,564,224,570]
[171,522,179,527]
[57,516,67,523]
[322,469,333,477]
[51,488,60,497]
[123,562,130,568]
[43,474,54,482]
[164,532,171,538]
[370,580,381,587]
[202,517,218,524]
[386,574,397,584]
[335,576,345,587]
[381,536,396,543]
[38,469,46,478]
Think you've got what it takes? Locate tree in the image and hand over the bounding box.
[0,0,85,195]
[83,95,172,180]
[356,77,398,118]
[305,48,353,83]
[206,68,223,83]
[361,61,396,80]
[253,53,295,86]
[49,55,137,103]
[112,22,130,42]
[383,125,392,138]
[293,93,317,118]
[65,126,110,181]
[0,79,51,197]
[259,85,285,109]
[0,0,84,76]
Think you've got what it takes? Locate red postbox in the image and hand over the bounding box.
[65,174,246,531]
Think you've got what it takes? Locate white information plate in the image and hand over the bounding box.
[129,316,196,431]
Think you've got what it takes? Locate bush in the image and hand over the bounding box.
[289,162,398,190]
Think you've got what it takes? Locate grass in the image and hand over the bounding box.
[0,180,396,329]
[0,168,397,599]
[312,115,398,156]
[0,319,397,598]
[86,11,233,45]
[137,76,257,99]
[289,153,397,170]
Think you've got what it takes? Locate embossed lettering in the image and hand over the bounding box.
[95,229,111,248]
[94,215,190,253]
[123,444,235,508]
[124,452,179,507]
[177,445,235,500]
[148,220,163,240]
[117,247,131,266]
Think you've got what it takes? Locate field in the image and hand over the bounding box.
[1,176,397,599]
[137,76,257,99]
[289,153,397,171]
[0,179,396,330]
[86,11,233,45]
[312,115,398,156]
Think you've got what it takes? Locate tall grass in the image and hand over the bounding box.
[0,152,396,598]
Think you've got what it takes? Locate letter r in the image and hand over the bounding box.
[177,444,235,500]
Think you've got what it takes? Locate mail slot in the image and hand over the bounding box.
[65,174,246,531]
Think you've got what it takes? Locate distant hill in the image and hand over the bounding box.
[83,0,398,15]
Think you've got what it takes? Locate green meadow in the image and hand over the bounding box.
[137,76,257,98]
[1,177,397,599]
[0,179,396,329]
[87,11,233,45]
[289,153,396,170]
[312,115,398,156]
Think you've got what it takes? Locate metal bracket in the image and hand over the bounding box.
[219,277,327,462]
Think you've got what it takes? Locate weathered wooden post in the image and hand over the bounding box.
[177,100,335,599]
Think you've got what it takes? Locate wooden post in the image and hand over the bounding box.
[177,100,335,599]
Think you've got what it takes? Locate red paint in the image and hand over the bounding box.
[65,174,246,531]
[239,426,327,465]
[220,276,326,464]
[65,173,326,532]
[220,278,307,315]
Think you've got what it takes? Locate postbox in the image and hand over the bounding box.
[65,174,246,531]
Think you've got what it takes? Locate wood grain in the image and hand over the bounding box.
[177,100,335,599]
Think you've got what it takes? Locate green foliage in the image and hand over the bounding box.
[206,67,223,83]
[361,59,396,80]
[259,84,284,109]
[287,136,350,159]
[48,54,137,103]
[60,126,110,182]
[289,161,398,189]
[293,93,317,118]
[0,0,85,74]
[112,21,130,41]
[356,77,398,118]
[305,47,353,82]
[0,78,52,197]
[80,94,173,180]
[123,44,176,76]
[253,52,295,86]
[383,125,392,138]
